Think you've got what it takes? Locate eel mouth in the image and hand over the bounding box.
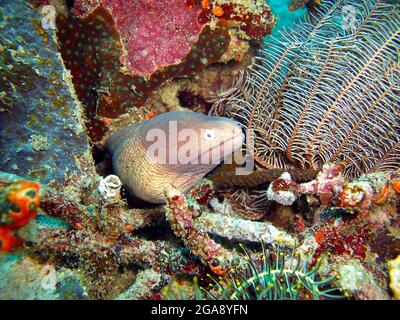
[172,132,244,191]
[162,131,244,194]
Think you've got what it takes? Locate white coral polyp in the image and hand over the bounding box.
[266,172,297,206]
[98,174,122,199]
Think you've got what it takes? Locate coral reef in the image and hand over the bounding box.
[195,212,296,247]
[335,259,389,300]
[0,181,40,252]
[288,0,316,11]
[0,171,287,299]
[115,268,164,300]
[169,243,341,300]
[201,0,400,300]
[0,254,87,300]
[195,0,275,40]
[211,0,400,179]
[73,0,204,77]
[0,0,94,183]
[1,0,399,302]
[29,227,191,299]
[164,183,241,274]
[388,255,400,299]
[55,0,275,142]
[56,7,230,141]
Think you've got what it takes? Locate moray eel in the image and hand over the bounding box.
[106,111,244,203]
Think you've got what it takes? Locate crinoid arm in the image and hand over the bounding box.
[211,0,400,179]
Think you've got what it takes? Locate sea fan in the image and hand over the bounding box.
[211,0,400,179]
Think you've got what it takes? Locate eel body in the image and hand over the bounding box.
[106,112,244,203]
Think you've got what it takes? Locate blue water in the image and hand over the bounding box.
[267,0,308,40]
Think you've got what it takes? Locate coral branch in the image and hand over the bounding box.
[165,192,232,273]
[195,212,297,247]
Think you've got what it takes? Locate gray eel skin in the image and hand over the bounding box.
[106,111,244,203]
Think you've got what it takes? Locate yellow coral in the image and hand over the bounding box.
[388,255,400,300]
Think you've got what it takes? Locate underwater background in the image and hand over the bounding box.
[0,0,399,300]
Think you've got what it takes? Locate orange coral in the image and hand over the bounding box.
[4,181,40,229]
[0,181,40,252]
[210,263,228,275]
[391,180,400,194]
[313,228,326,245]
[0,226,18,252]
[337,185,365,208]
[212,6,224,17]
[146,113,157,120]
[124,224,133,232]
[373,185,391,205]
[337,182,373,214]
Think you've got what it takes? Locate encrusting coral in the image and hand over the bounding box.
[54,0,275,142]
[72,0,204,77]
[0,181,40,253]
[0,0,93,183]
[195,211,296,247]
[388,255,400,300]
[288,0,318,11]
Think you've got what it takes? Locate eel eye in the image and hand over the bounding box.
[203,129,215,141]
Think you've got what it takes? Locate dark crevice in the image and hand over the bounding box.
[178,90,212,114]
